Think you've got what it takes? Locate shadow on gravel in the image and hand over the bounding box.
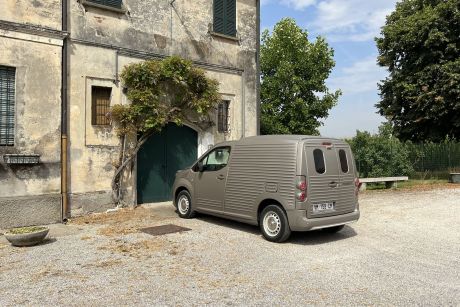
[288,226,357,245]
[196,213,357,245]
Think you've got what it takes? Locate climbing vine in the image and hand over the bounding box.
[110,56,221,205]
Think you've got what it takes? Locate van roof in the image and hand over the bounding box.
[235,135,349,146]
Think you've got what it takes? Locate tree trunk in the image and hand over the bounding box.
[111,130,153,205]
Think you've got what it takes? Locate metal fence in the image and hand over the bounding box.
[406,142,460,178]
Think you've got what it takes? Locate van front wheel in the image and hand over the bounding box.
[260,205,291,243]
[176,190,196,219]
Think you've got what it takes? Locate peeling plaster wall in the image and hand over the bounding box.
[0,0,62,30]
[68,0,258,212]
[0,35,62,227]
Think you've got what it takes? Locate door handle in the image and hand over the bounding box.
[217,174,225,180]
[329,181,338,188]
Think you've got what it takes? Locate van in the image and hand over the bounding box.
[172,135,360,242]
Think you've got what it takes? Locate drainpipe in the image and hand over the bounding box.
[61,0,69,221]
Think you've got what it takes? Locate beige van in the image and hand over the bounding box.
[172,135,360,242]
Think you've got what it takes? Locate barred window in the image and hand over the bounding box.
[218,100,230,133]
[91,86,111,126]
[0,66,15,146]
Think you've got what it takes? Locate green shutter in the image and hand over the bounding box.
[0,66,15,146]
[225,0,236,37]
[214,0,236,37]
[87,0,122,9]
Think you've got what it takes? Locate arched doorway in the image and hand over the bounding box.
[137,123,198,203]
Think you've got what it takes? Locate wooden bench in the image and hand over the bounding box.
[359,176,409,191]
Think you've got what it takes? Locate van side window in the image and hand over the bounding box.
[313,149,325,174]
[200,147,231,172]
[339,149,349,173]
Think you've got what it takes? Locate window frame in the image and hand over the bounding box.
[91,86,112,126]
[212,0,237,39]
[217,100,230,133]
[0,65,16,147]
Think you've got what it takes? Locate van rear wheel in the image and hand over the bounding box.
[176,190,196,219]
[259,205,291,243]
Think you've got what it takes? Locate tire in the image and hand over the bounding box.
[175,190,196,219]
[259,205,291,243]
[322,225,345,233]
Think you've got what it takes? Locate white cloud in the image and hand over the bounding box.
[281,0,316,10]
[310,0,397,42]
[328,56,387,95]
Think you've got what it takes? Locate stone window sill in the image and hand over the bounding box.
[80,0,127,14]
[210,31,240,43]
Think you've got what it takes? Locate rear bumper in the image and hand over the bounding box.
[287,209,360,231]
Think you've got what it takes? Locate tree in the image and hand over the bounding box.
[347,123,414,178]
[260,18,341,135]
[110,56,220,205]
[376,0,460,142]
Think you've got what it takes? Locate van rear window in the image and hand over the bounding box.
[339,149,349,173]
[313,149,325,174]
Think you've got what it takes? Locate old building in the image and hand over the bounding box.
[0,0,260,228]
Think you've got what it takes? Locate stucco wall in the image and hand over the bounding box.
[0,0,62,30]
[0,34,62,227]
[68,0,258,211]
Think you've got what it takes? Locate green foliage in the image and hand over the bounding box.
[347,123,414,178]
[110,56,221,136]
[260,18,341,135]
[376,0,460,141]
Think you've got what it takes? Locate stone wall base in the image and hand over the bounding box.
[0,194,61,229]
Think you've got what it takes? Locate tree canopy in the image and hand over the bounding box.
[376,0,460,141]
[260,18,341,135]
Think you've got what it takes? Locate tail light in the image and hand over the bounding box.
[354,177,360,197]
[296,176,307,202]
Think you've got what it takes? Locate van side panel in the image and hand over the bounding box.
[224,142,298,220]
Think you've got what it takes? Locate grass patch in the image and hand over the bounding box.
[7,226,47,235]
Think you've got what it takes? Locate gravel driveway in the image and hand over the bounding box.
[1,187,459,306]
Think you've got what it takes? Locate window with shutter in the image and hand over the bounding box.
[85,0,123,10]
[91,86,112,126]
[0,66,15,146]
[213,0,236,37]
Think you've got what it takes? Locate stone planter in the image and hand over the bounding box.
[4,226,49,247]
[449,173,460,184]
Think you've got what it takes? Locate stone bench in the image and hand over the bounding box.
[449,173,460,184]
[359,176,409,191]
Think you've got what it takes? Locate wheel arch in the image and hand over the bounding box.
[256,198,289,225]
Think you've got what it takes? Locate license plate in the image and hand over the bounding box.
[313,202,335,213]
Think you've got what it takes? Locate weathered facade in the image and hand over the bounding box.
[0,1,65,228]
[0,0,260,228]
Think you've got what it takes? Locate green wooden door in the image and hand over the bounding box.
[137,123,198,203]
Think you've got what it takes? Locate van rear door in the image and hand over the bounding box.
[336,145,358,213]
[305,144,355,218]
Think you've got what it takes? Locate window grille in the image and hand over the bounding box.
[0,66,15,146]
[91,86,112,126]
[218,100,230,133]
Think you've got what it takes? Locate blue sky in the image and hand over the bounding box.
[261,0,398,138]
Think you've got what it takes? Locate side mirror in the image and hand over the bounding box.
[197,162,204,172]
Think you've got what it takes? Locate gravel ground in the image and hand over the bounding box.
[0,187,459,306]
